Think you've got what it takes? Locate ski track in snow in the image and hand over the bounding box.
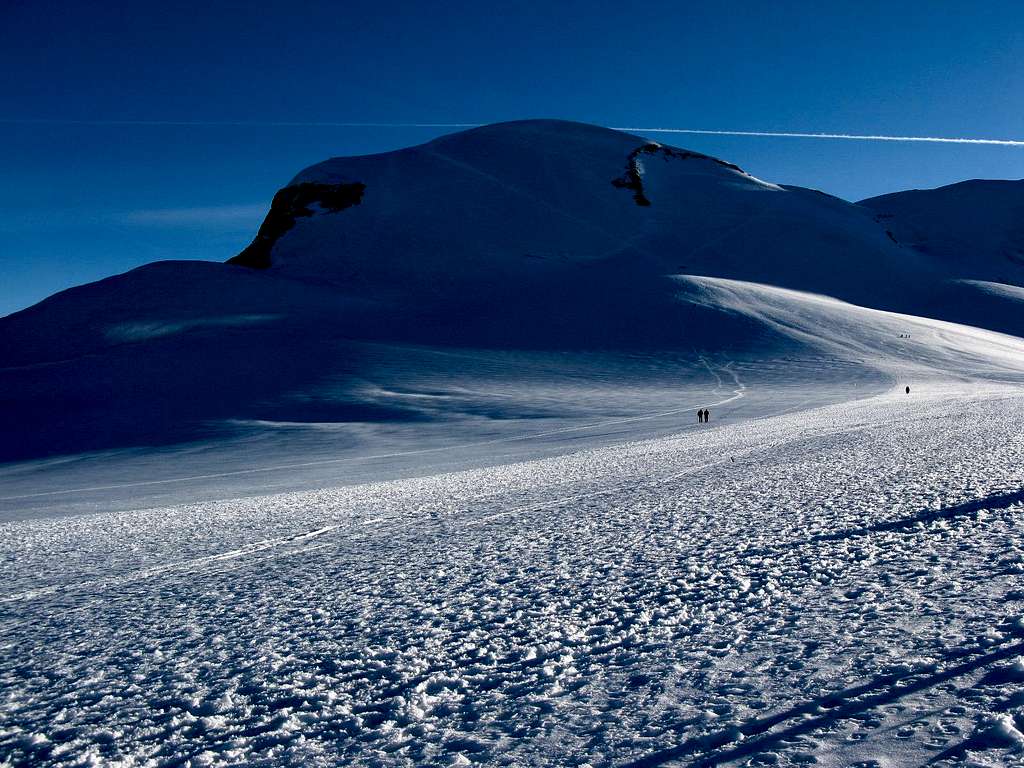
[4,384,1024,766]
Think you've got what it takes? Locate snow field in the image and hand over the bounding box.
[3,384,1024,766]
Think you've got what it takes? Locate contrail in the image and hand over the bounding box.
[614,127,1024,147]
[1,118,1023,146]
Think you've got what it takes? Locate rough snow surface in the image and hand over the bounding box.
[4,384,1024,766]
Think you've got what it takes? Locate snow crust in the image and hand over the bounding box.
[5,386,1024,766]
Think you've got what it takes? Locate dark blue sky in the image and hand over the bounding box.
[2,0,1023,316]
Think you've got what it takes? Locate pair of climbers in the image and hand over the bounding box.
[697,408,711,424]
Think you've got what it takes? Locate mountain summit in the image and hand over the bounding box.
[229,120,916,306]
[222,119,1024,333]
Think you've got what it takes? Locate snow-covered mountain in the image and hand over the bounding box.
[860,179,1024,331]
[861,178,1024,278]
[10,121,1024,768]
[225,120,1024,329]
[2,119,1024,468]
[230,121,913,304]
[226,119,941,327]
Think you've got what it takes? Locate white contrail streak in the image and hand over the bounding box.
[613,127,1024,146]
[1,118,1023,146]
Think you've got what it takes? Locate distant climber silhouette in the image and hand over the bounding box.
[906,386,910,394]
[697,409,704,424]
[703,408,710,422]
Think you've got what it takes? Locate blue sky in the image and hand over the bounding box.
[2,0,1023,316]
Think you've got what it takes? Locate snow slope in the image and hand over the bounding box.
[860,179,1024,280]
[860,179,1024,335]
[2,120,1024,499]
[6,275,1024,520]
[5,386,1024,766]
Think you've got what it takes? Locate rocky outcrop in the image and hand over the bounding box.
[612,142,744,207]
[229,181,366,269]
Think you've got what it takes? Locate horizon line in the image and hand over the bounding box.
[1,118,1024,147]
